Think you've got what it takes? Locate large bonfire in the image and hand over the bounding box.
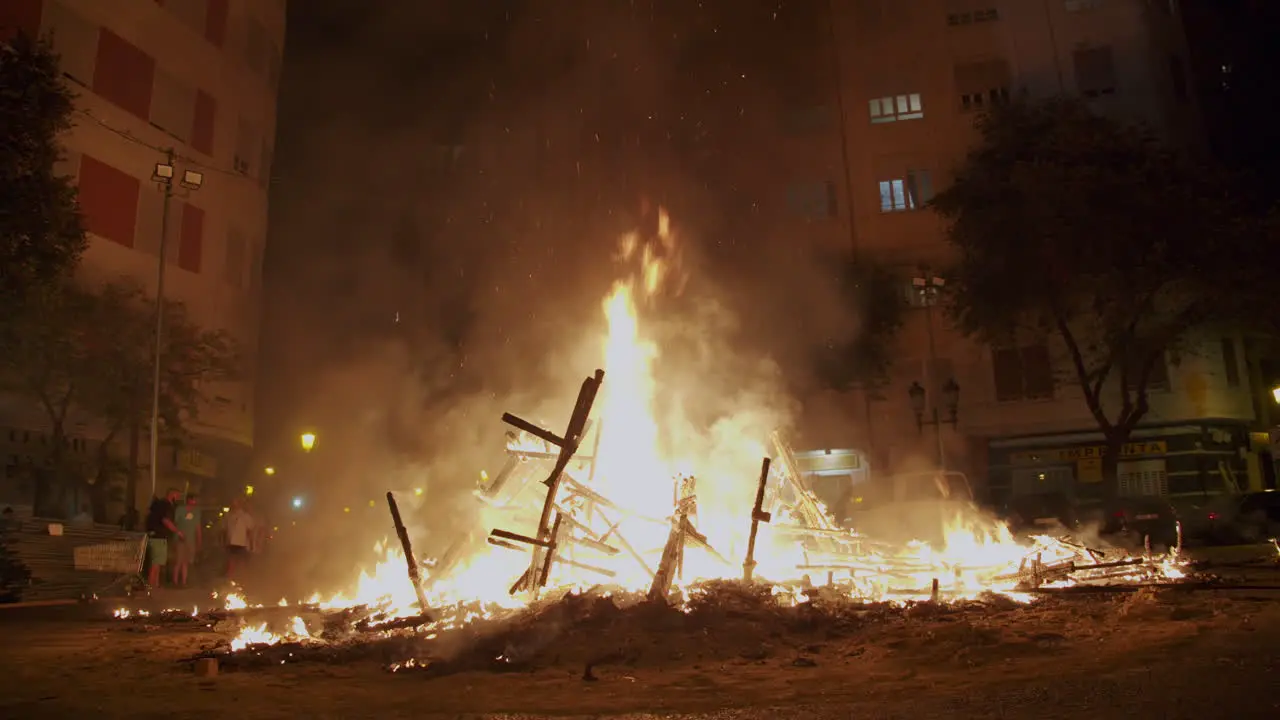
[166,210,1190,653]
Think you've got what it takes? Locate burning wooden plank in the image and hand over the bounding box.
[385,491,431,615]
[743,457,772,583]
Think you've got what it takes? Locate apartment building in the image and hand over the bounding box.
[772,0,1262,506]
[0,0,284,514]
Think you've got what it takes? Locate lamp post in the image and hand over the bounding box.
[909,378,960,470]
[909,269,958,470]
[148,152,204,500]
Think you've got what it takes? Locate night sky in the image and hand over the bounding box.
[257,1,854,475]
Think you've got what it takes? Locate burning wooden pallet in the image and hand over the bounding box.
[426,369,1194,608]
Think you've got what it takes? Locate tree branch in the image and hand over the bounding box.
[1053,309,1113,433]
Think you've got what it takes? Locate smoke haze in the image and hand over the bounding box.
[258,1,866,593]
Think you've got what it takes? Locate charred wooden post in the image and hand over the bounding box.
[493,369,605,596]
[536,512,565,588]
[385,491,430,613]
[648,513,687,603]
[743,457,773,583]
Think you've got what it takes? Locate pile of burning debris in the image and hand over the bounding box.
[111,211,1215,673]
[109,369,1208,676]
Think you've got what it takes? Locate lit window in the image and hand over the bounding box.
[869,93,924,124]
[878,170,933,212]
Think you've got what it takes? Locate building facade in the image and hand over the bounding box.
[0,0,284,515]
[777,0,1264,509]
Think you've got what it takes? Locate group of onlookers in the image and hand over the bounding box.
[144,489,261,589]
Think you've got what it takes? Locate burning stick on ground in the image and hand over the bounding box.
[743,457,772,583]
[385,491,430,615]
[489,369,605,597]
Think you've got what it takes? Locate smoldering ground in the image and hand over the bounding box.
[256,1,875,597]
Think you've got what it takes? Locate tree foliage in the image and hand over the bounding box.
[815,258,906,393]
[0,280,239,517]
[0,33,85,311]
[932,97,1264,492]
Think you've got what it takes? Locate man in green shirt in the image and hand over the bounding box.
[171,494,203,588]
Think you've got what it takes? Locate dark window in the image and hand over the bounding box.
[956,59,1012,112]
[93,29,156,120]
[787,181,838,220]
[0,0,42,42]
[1074,46,1117,97]
[1221,338,1240,387]
[1124,351,1170,392]
[78,155,140,247]
[993,345,1055,402]
[1148,355,1170,391]
[1169,54,1188,102]
[179,203,204,273]
[782,105,831,135]
[192,90,216,156]
[206,0,229,47]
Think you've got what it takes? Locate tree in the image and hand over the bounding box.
[931,96,1263,498]
[0,279,238,519]
[0,33,86,313]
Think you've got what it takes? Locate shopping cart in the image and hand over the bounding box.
[73,535,149,598]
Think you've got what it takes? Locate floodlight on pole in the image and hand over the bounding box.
[147,149,200,504]
[181,169,204,190]
[909,267,956,471]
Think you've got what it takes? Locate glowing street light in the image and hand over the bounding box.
[300,432,317,452]
[264,466,276,476]
[244,485,255,496]
[1272,385,1280,405]
[291,496,304,509]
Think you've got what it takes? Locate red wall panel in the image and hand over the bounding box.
[179,202,204,273]
[0,0,42,42]
[192,90,216,155]
[92,29,156,120]
[78,155,140,248]
[205,0,229,47]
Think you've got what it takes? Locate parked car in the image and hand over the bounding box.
[1184,491,1280,545]
[1099,496,1180,548]
[1002,492,1079,536]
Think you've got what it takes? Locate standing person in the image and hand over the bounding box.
[223,498,255,580]
[144,489,183,588]
[171,493,202,587]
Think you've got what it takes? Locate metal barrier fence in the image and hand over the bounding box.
[0,518,147,603]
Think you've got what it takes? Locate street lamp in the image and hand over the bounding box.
[909,378,960,469]
[1272,385,1280,405]
[300,432,317,453]
[264,466,276,476]
[147,151,203,502]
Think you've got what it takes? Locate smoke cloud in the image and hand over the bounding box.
[258,1,868,595]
